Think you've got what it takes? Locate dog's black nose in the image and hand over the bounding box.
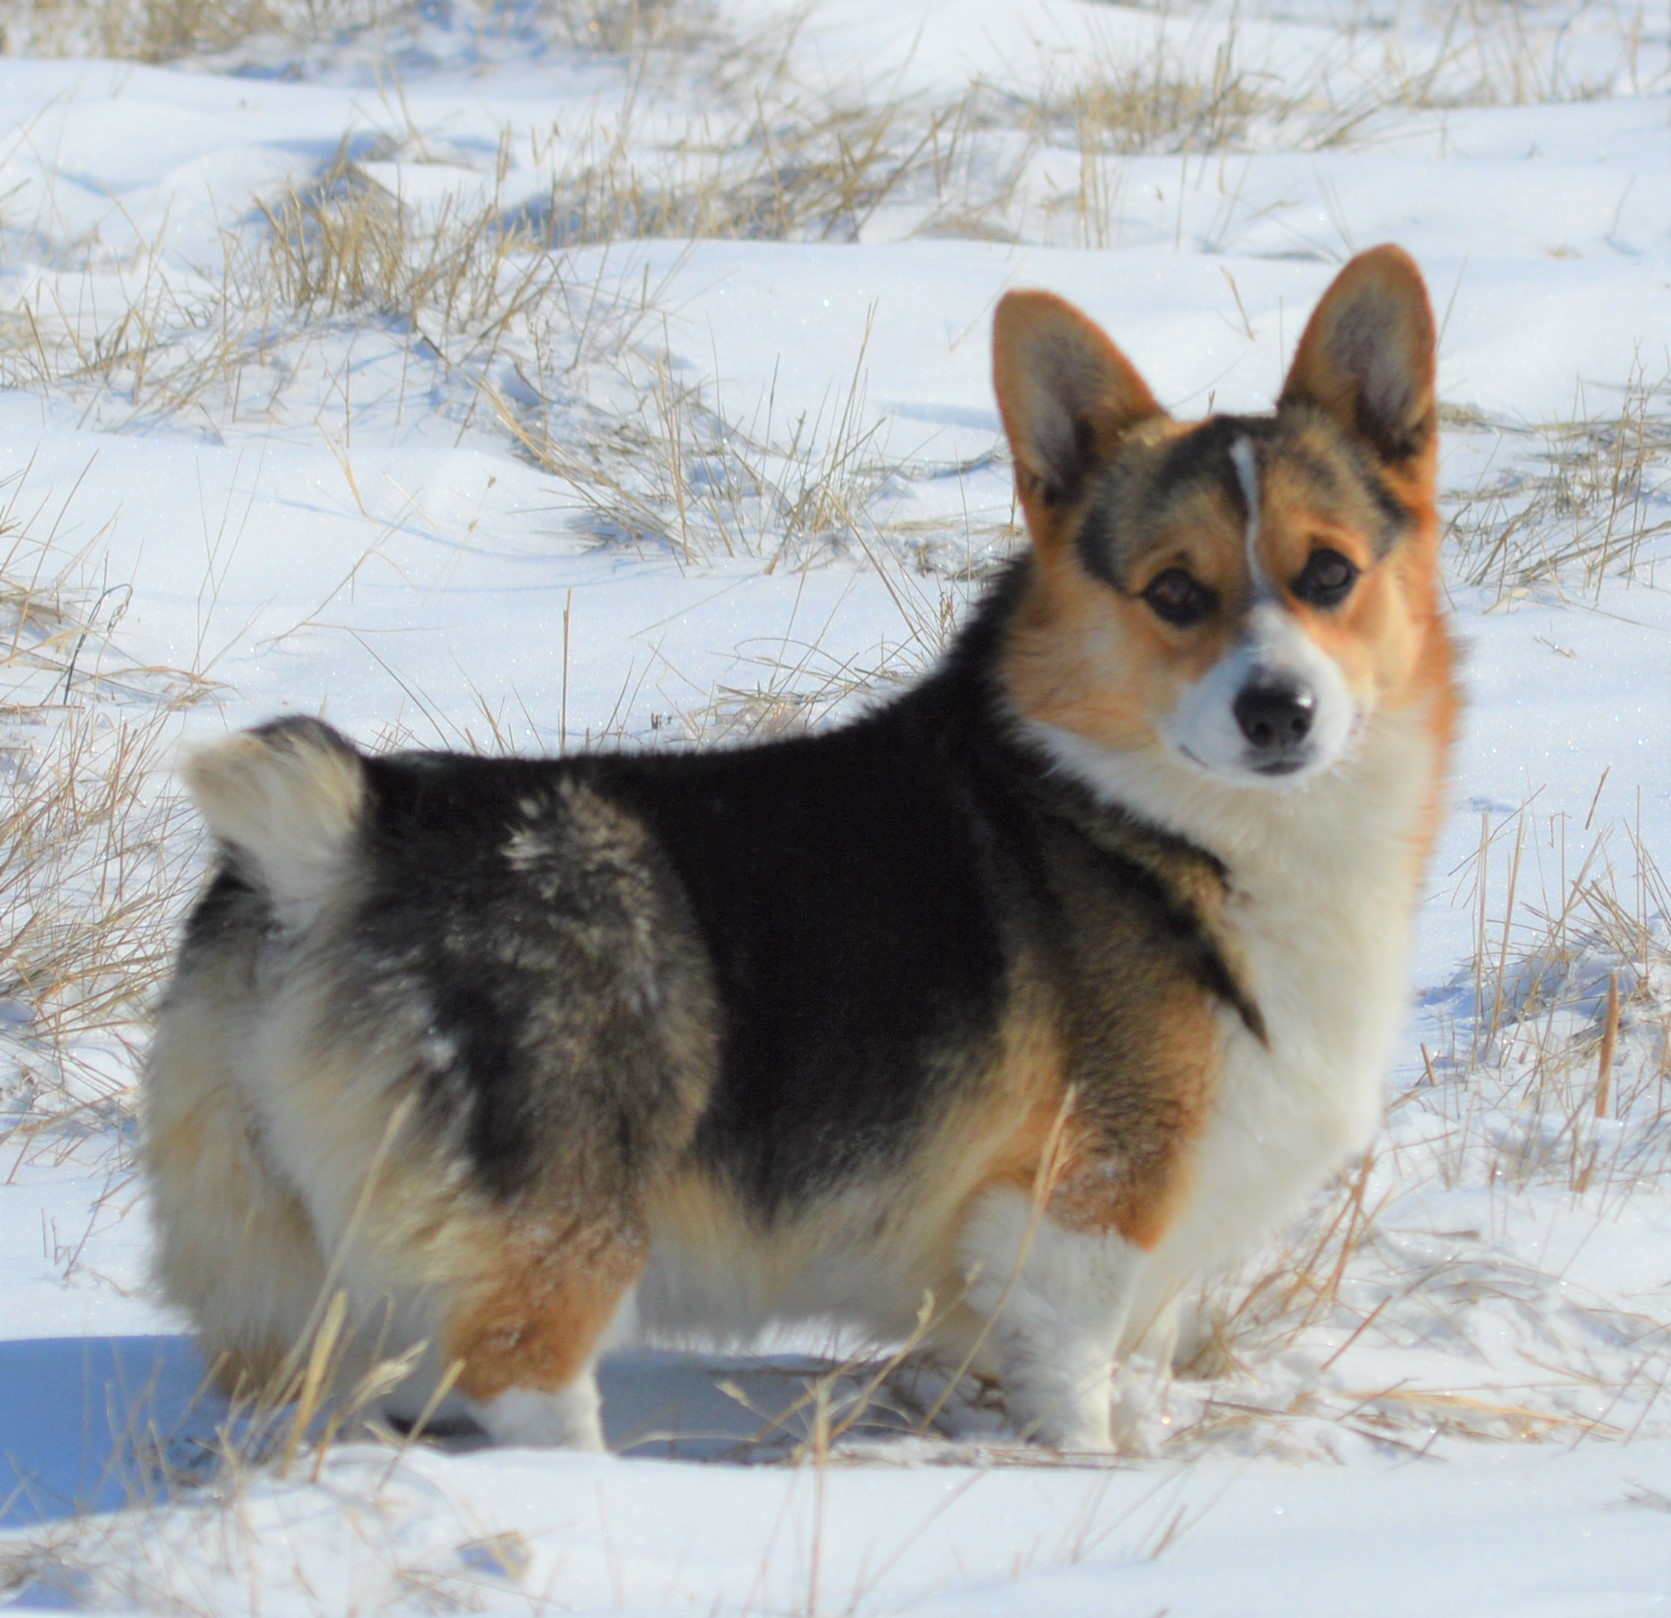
[1234,679,1315,757]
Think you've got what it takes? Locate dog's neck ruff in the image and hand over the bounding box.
[1014,699,1436,898]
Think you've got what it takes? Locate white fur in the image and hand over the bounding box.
[1229,436,1270,595]
[1162,602,1356,785]
[471,1380,604,1450]
[632,1184,950,1349]
[185,729,363,932]
[957,1187,1147,1449]
[1023,695,1439,1351]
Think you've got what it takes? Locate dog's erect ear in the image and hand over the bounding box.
[993,291,1166,521]
[1279,245,1437,471]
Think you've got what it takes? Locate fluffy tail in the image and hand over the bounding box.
[185,716,367,928]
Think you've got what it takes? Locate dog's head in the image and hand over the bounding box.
[993,247,1449,798]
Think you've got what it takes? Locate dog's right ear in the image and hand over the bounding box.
[993,291,1166,532]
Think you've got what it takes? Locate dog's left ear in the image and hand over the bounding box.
[1279,245,1437,472]
[993,291,1167,525]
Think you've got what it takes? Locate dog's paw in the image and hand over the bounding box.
[469,1381,604,1450]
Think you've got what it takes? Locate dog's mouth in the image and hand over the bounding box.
[1173,736,1346,788]
[1176,740,1311,778]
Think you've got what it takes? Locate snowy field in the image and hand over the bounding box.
[2,0,1670,1610]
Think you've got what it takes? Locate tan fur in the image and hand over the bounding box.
[144,936,332,1396]
[446,1222,645,1403]
[1042,986,1218,1252]
[1001,506,1243,757]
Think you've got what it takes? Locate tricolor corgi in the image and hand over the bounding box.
[143,245,1456,1452]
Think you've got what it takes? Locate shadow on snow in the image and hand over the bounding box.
[0,1337,938,1527]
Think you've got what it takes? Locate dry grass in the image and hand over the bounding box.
[1437,796,1671,1190]
[494,304,918,573]
[1016,23,1321,164]
[526,76,978,248]
[0,68,988,559]
[1,709,187,1100]
[8,0,1658,525]
[254,151,555,332]
[2,0,336,62]
[0,471,200,1110]
[1378,0,1667,108]
[1,0,700,64]
[1,149,568,432]
[1447,374,1671,600]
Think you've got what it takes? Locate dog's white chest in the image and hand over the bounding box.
[1129,746,1431,1337]
[1125,877,1415,1350]
[1212,869,1410,1202]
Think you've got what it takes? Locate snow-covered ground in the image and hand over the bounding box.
[2,0,1670,1610]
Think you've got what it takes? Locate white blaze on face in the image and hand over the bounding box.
[1228,436,1270,597]
[1158,437,1358,786]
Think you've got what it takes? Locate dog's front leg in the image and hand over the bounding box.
[957,1185,1146,1452]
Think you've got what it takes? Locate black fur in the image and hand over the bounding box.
[184,563,1262,1221]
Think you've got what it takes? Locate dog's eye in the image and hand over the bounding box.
[1140,568,1217,628]
[1293,548,1359,608]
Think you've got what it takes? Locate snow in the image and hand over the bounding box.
[2,0,1671,1609]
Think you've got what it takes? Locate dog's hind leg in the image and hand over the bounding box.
[144,968,331,1397]
[441,1217,645,1450]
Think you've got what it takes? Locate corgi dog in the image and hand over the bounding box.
[143,246,1455,1452]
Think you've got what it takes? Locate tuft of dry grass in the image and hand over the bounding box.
[526,80,976,248]
[1021,34,1305,163]
[493,307,914,571]
[3,0,370,62]
[1435,796,1671,1192]
[1,0,702,64]
[1375,0,1667,109]
[254,153,548,329]
[1446,373,1671,601]
[1,472,200,1110]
